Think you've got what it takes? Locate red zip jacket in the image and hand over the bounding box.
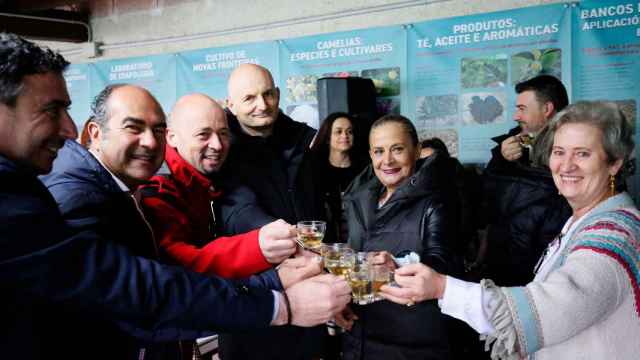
[139,144,270,278]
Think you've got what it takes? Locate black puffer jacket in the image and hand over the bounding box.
[342,154,454,360]
[221,110,324,232]
[483,129,571,286]
[219,110,325,360]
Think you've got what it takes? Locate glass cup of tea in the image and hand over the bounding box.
[319,243,355,335]
[296,220,326,251]
[349,252,373,305]
[517,133,533,147]
[322,243,355,279]
[370,263,392,302]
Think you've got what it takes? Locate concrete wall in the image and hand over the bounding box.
[44,0,567,63]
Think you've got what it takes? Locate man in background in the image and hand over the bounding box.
[483,75,572,286]
[220,63,327,359]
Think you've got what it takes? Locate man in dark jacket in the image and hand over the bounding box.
[220,63,326,359]
[0,33,351,359]
[483,75,572,286]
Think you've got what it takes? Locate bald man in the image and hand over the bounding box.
[139,93,309,280]
[222,65,327,359]
[223,63,323,235]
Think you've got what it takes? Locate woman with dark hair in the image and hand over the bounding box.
[339,115,453,360]
[420,137,449,159]
[310,112,367,243]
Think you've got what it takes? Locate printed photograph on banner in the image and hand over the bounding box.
[322,71,359,78]
[417,128,459,158]
[361,67,401,96]
[286,104,320,130]
[460,54,507,89]
[511,48,562,85]
[415,94,459,127]
[376,97,401,116]
[286,75,320,103]
[461,92,506,125]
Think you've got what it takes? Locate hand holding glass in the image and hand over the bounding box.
[296,221,326,250]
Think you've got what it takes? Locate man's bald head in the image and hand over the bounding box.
[226,64,280,137]
[168,93,230,175]
[169,93,225,128]
[227,64,275,96]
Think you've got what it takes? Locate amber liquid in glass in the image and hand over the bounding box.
[297,232,324,249]
[371,280,388,294]
[350,278,371,303]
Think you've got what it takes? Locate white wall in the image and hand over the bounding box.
[44,0,567,63]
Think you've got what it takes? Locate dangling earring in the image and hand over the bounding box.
[610,174,616,196]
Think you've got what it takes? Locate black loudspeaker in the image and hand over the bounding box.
[317,77,378,129]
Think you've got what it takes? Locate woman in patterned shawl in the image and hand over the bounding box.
[380,101,640,360]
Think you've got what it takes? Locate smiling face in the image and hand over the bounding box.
[369,122,420,194]
[89,86,166,188]
[513,90,551,135]
[549,122,622,217]
[168,94,230,176]
[0,72,77,174]
[329,117,354,153]
[227,64,280,137]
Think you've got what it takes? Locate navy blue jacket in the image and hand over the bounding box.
[0,142,275,360]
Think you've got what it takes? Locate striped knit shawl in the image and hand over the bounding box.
[553,193,640,318]
[499,193,640,358]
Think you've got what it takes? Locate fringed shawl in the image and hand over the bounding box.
[484,193,640,359]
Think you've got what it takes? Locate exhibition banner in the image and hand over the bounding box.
[407,3,571,162]
[64,63,92,129]
[573,0,640,200]
[176,41,279,103]
[70,0,640,174]
[278,25,406,129]
[89,53,176,113]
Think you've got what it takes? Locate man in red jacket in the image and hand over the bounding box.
[139,93,304,279]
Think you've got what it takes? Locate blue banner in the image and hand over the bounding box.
[64,63,92,130]
[573,0,640,201]
[176,41,279,104]
[408,3,571,163]
[279,26,406,129]
[89,54,176,114]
